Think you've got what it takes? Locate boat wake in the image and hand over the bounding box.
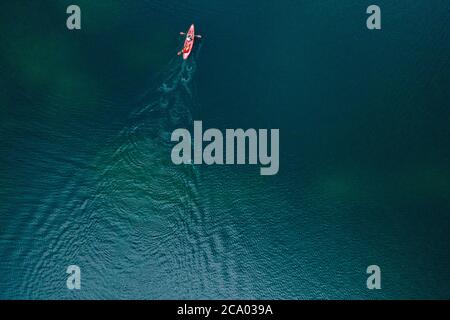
[64,46,213,298]
[14,44,223,299]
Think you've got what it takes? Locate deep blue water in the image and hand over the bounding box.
[0,1,449,299]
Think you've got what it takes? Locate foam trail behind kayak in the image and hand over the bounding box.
[73,41,207,293]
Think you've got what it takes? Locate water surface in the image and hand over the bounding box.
[0,0,449,299]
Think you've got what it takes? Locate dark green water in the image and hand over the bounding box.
[0,1,449,299]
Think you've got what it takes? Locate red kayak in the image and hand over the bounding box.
[178,24,201,60]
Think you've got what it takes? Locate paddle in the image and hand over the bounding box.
[180,32,202,38]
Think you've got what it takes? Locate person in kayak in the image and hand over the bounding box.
[178,43,192,56]
[177,30,202,56]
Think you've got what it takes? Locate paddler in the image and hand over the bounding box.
[177,34,194,56]
[178,44,191,56]
[177,28,202,57]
